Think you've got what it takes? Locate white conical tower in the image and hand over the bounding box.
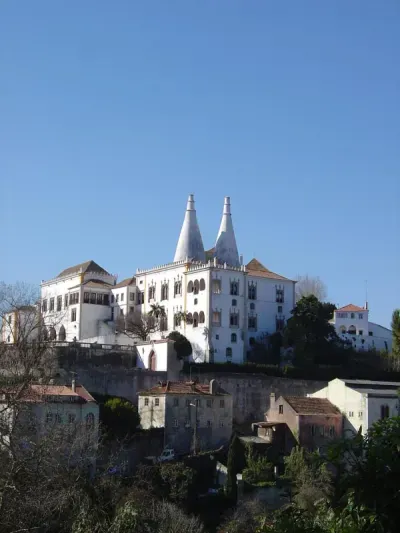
[174,194,206,263]
[215,196,240,267]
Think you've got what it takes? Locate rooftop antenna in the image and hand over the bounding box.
[365,280,368,310]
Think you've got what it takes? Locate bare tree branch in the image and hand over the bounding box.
[295,274,327,302]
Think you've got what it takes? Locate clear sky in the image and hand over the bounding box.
[1,1,399,328]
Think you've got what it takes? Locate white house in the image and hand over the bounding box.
[331,304,392,352]
[1,305,40,344]
[309,378,400,437]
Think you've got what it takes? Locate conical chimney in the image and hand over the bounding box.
[174,194,205,263]
[215,197,240,267]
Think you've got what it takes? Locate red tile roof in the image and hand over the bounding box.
[139,381,228,396]
[114,276,136,289]
[246,258,292,281]
[57,260,110,278]
[0,384,96,404]
[282,396,341,415]
[336,304,366,312]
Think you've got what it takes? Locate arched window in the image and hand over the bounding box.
[199,311,205,324]
[161,283,169,301]
[226,347,232,358]
[231,333,237,343]
[340,326,346,335]
[174,313,181,327]
[232,299,237,307]
[193,312,199,327]
[174,281,182,297]
[58,325,66,341]
[194,280,200,295]
[348,325,356,335]
[49,327,56,341]
[200,279,205,291]
[250,303,255,311]
[149,350,156,371]
[86,412,95,429]
[186,313,193,325]
[380,404,390,419]
[187,281,193,293]
[148,285,156,301]
[42,327,48,341]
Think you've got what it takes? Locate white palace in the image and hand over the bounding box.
[36,195,296,364]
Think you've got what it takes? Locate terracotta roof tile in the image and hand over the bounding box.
[282,396,341,415]
[0,384,96,404]
[57,260,110,279]
[69,279,113,290]
[246,258,292,281]
[336,304,366,312]
[113,277,136,289]
[139,381,229,396]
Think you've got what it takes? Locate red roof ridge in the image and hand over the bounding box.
[336,304,366,312]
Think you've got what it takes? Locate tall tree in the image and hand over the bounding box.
[115,311,159,341]
[391,309,400,360]
[295,275,327,302]
[225,435,242,502]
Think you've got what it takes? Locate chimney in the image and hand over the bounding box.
[270,392,276,406]
[71,378,76,393]
[209,379,218,395]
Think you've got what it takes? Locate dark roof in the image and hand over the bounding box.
[57,260,110,278]
[282,396,341,416]
[139,381,229,396]
[205,248,215,261]
[342,379,400,388]
[246,258,291,281]
[114,276,136,289]
[69,279,113,290]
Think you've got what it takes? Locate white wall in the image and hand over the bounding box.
[138,395,166,429]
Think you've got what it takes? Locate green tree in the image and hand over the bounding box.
[101,397,140,440]
[148,304,166,319]
[159,462,196,503]
[391,309,400,360]
[167,331,193,360]
[225,435,242,502]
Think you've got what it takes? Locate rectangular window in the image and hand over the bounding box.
[173,398,179,407]
[230,281,239,296]
[155,398,160,406]
[186,399,191,407]
[277,305,283,313]
[49,297,55,312]
[248,315,257,330]
[144,398,149,406]
[129,306,134,313]
[90,293,96,304]
[278,405,283,414]
[184,419,191,428]
[173,419,179,428]
[55,413,62,423]
[212,279,221,294]
[207,399,213,408]
[121,293,124,302]
[220,399,225,408]
[64,295,68,308]
[369,331,373,336]
[207,420,212,428]
[111,294,115,303]
[116,294,119,302]
[230,312,239,328]
[358,313,363,319]
[130,293,135,301]
[57,295,62,311]
[275,288,284,303]
[71,308,77,322]
[96,293,103,305]
[348,411,354,418]
[358,411,363,418]
[69,292,79,305]
[219,420,224,428]
[248,282,257,300]
[329,426,335,437]
[83,292,90,303]
[212,311,221,327]
[195,399,201,407]
[42,299,48,312]
[68,413,76,424]
[359,330,363,336]
[46,413,53,424]
[103,294,110,306]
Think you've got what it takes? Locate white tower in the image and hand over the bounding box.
[174,194,206,263]
[215,196,240,267]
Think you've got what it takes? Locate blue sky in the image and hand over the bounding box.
[1,1,399,327]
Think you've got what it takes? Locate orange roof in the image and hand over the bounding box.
[282,396,341,416]
[0,383,96,404]
[139,381,228,396]
[336,304,366,312]
[246,258,291,281]
[114,276,136,289]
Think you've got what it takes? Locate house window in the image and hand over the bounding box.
[130,293,135,301]
[277,305,283,313]
[348,411,354,418]
[220,399,225,408]
[359,330,363,336]
[329,426,335,437]
[207,399,213,408]
[199,311,205,323]
[249,337,255,345]
[68,413,76,424]
[212,279,221,294]
[160,316,168,331]
[359,313,363,319]
[120,309,124,316]
[186,399,191,407]
[144,398,149,406]
[173,419,179,428]
[351,313,355,319]
[64,295,68,308]
[104,294,110,305]
[226,347,232,358]
[250,302,255,310]
[69,292,79,305]
[358,411,363,418]
[173,398,179,407]
[137,292,144,305]
[380,405,389,419]
[129,307,134,313]
[193,312,199,327]
[275,288,284,303]
[212,311,221,326]
[84,292,90,304]
[97,293,103,305]
[155,398,160,407]
[86,413,95,428]
[248,315,257,330]
[219,421,224,428]
[111,295,115,303]
[121,293,124,302]
[200,279,205,291]
[90,293,96,304]
[276,317,285,332]
[369,331,373,336]
[184,419,191,429]
[207,420,212,428]
[116,294,119,302]
[71,308,77,322]
[319,426,324,436]
[48,297,54,312]
[232,299,237,307]
[195,399,201,407]
[194,280,200,295]
[187,281,193,293]
[248,282,257,300]
[216,334,219,340]
[230,281,239,296]
[55,413,62,423]
[231,333,237,343]
[194,298,198,305]
[57,296,62,311]
[174,280,182,297]
[348,325,356,334]
[161,283,169,301]
[148,286,156,301]
[46,413,53,424]
[230,312,239,328]
[174,313,181,327]
[58,325,66,341]
[278,405,283,414]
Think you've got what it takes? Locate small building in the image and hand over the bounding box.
[263,393,343,453]
[138,379,233,453]
[1,305,40,344]
[309,378,400,437]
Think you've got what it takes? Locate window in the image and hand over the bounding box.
[148,286,155,301]
[90,293,96,304]
[226,347,232,358]
[144,398,149,406]
[111,294,115,303]
[319,426,324,436]
[97,293,103,305]
[230,281,239,296]
[219,420,224,428]
[194,280,199,295]
[186,399,191,407]
[160,316,168,331]
[250,302,255,310]
[348,325,356,334]
[200,279,205,291]
[84,292,90,303]
[350,313,355,319]
[358,411,363,418]
[276,317,285,332]
[174,313,181,327]
[358,313,363,319]
[199,311,205,324]
[212,311,221,326]
[220,399,225,408]
[193,312,199,327]
[64,295,68,308]
[275,287,284,303]
[348,411,354,418]
[137,292,144,304]
[207,399,213,408]
[380,405,389,419]
[71,308,77,322]
[68,413,76,424]
[207,420,212,428]
[130,293,135,301]
[49,327,56,341]
[173,398,179,407]
[195,399,201,407]
[69,292,79,305]
[230,312,239,327]
[187,281,193,293]
[120,309,124,316]
[129,306,134,313]
[86,412,95,428]
[174,280,182,297]
[55,413,62,423]
[232,299,237,307]
[173,419,179,428]
[248,282,257,300]
[58,325,66,341]
[278,405,283,414]
[155,398,160,406]
[216,334,219,340]
[277,305,283,313]
[249,337,255,346]
[248,315,257,330]
[121,293,124,302]
[212,279,221,294]
[329,426,335,437]
[57,296,62,311]
[231,333,237,343]
[359,330,363,336]
[46,412,53,424]
[42,299,47,312]
[184,419,191,428]
[369,331,373,336]
[104,294,110,305]
[310,425,316,436]
[49,297,55,312]
[161,283,169,300]
[194,298,198,305]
